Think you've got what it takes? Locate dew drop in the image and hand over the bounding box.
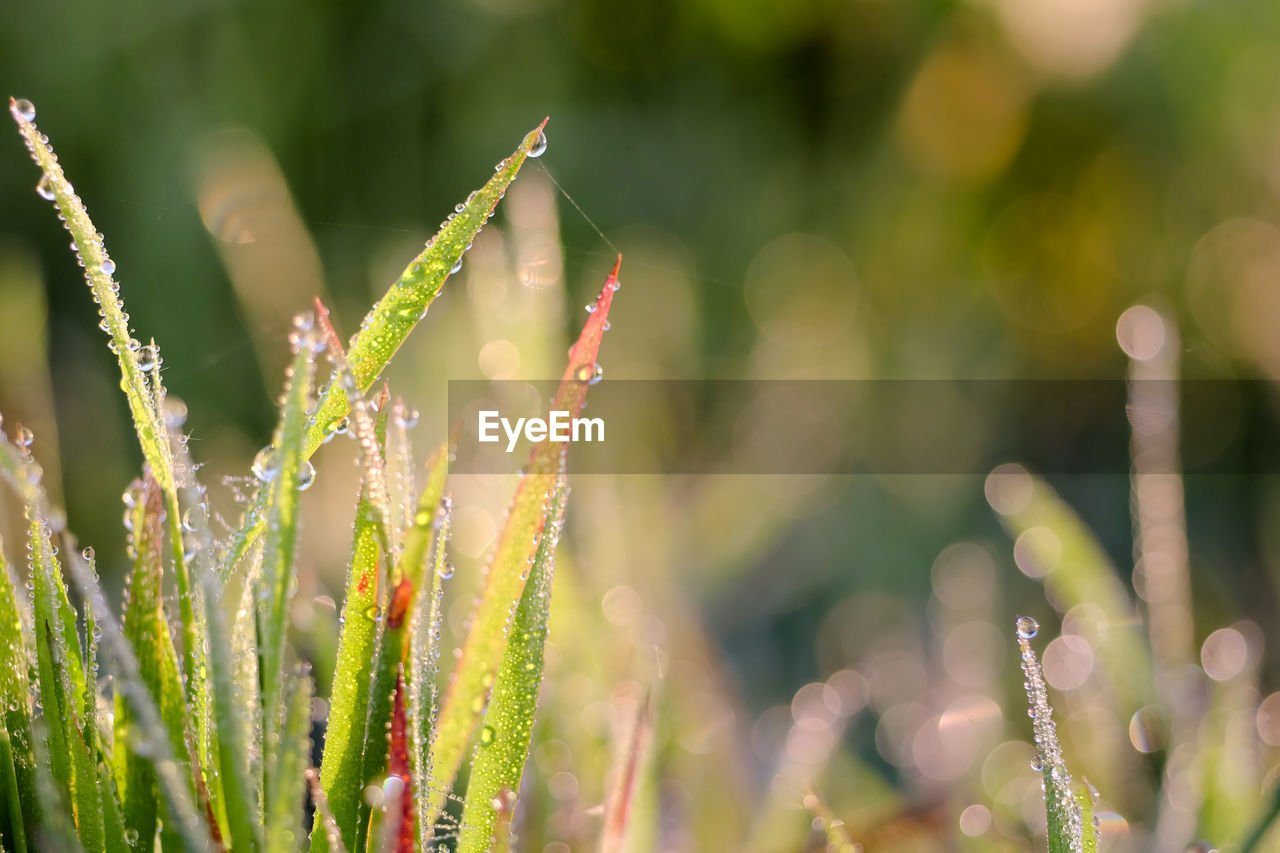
[137,344,158,372]
[15,426,34,447]
[479,725,495,746]
[396,408,420,429]
[123,827,139,846]
[252,446,279,482]
[528,130,548,158]
[440,564,455,580]
[36,175,55,201]
[297,460,316,491]
[450,258,463,275]
[100,258,116,275]
[13,99,35,122]
[584,303,596,314]
[82,546,95,562]
[1016,615,1039,640]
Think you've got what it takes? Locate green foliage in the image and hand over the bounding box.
[0,98,610,852]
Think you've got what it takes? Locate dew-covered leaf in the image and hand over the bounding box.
[258,325,320,784]
[427,257,620,830]
[218,120,551,583]
[266,669,313,853]
[0,535,36,847]
[454,479,566,853]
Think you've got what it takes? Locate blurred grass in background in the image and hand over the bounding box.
[4,0,1280,848]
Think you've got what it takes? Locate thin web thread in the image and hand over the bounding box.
[536,162,620,256]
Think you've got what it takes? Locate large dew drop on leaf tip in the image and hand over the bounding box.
[1016,615,1039,639]
[13,98,35,122]
[528,130,548,158]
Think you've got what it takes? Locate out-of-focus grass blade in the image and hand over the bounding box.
[306,769,350,853]
[266,669,313,853]
[455,479,567,853]
[8,100,200,709]
[990,468,1152,714]
[600,690,654,853]
[115,477,198,851]
[258,323,320,780]
[0,723,28,853]
[428,256,621,829]
[218,119,551,582]
[0,537,35,849]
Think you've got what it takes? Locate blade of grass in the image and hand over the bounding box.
[258,321,321,786]
[218,119,551,583]
[114,477,198,851]
[0,537,36,849]
[600,689,654,853]
[411,493,452,851]
[62,543,214,851]
[427,255,621,830]
[306,769,350,853]
[1016,617,1085,853]
[0,723,28,853]
[9,100,202,721]
[454,479,566,853]
[266,668,313,853]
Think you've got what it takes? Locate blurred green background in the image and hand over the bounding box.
[3,0,1280,848]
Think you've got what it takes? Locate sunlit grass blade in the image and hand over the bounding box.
[198,552,262,852]
[9,100,201,712]
[428,256,621,829]
[0,538,36,849]
[379,672,415,853]
[411,485,451,851]
[1077,785,1098,853]
[266,668,313,853]
[0,723,28,853]
[306,769,350,853]
[61,545,214,851]
[1016,616,1087,853]
[258,322,321,784]
[218,119,551,582]
[455,478,567,853]
[115,477,198,851]
[600,689,654,853]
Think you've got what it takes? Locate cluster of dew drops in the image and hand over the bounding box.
[1016,615,1088,852]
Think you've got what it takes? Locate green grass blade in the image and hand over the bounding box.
[198,558,262,852]
[411,492,451,851]
[62,546,214,852]
[217,119,550,582]
[1077,785,1097,853]
[427,256,620,829]
[305,769,350,853]
[0,537,36,845]
[115,478,198,851]
[455,478,567,853]
[0,723,27,853]
[96,763,126,853]
[266,669,313,853]
[311,466,385,852]
[1016,617,1085,853]
[8,100,200,717]
[258,323,320,783]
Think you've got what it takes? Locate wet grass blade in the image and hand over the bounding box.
[266,669,313,853]
[0,538,35,849]
[218,120,551,582]
[455,479,567,853]
[411,487,451,851]
[0,722,28,853]
[259,325,320,782]
[62,545,214,851]
[1016,617,1086,853]
[427,257,621,830]
[9,100,200,711]
[115,477,197,851]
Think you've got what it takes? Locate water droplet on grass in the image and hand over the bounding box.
[13,99,35,122]
[36,175,55,200]
[1016,615,1039,639]
[252,446,278,481]
[297,461,316,491]
[15,426,34,447]
[100,258,116,275]
[528,130,548,158]
[479,725,495,746]
[450,258,463,275]
[123,828,139,846]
